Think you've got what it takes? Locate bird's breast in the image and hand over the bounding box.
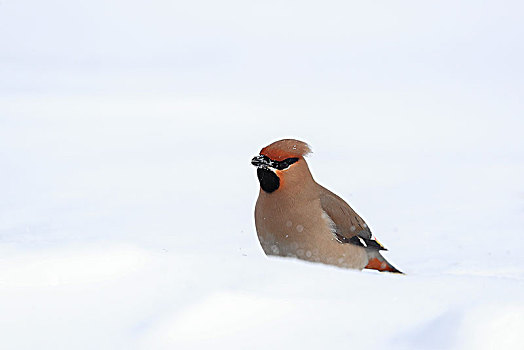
[254,196,368,269]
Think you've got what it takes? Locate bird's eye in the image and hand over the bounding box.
[275,157,299,170]
[284,157,299,166]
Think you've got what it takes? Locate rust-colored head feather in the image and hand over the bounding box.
[260,139,312,161]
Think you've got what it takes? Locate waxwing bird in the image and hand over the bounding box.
[251,139,403,273]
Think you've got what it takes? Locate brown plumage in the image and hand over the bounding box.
[252,139,402,273]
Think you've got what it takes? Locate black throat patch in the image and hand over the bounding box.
[257,167,280,193]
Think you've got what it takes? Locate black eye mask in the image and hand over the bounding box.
[257,155,299,170]
[275,157,299,170]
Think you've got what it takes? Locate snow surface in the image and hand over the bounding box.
[1,1,524,349]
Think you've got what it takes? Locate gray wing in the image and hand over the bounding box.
[319,185,387,250]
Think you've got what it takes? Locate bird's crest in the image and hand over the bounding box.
[260,139,312,161]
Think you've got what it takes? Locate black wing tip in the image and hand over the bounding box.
[376,267,405,274]
[385,263,405,274]
[388,267,405,274]
[365,255,405,274]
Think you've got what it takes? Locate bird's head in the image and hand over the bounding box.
[251,139,313,194]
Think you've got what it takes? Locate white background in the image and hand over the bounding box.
[1,1,523,349]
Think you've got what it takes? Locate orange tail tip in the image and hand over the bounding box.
[365,257,404,274]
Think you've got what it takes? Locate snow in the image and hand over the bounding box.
[1,0,524,349]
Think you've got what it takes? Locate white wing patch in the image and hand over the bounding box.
[321,210,387,250]
[357,236,367,247]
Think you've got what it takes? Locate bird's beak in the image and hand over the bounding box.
[251,155,269,167]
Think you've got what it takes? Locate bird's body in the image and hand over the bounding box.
[252,139,402,273]
[255,173,369,269]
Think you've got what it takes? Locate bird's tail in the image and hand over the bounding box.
[365,251,404,274]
